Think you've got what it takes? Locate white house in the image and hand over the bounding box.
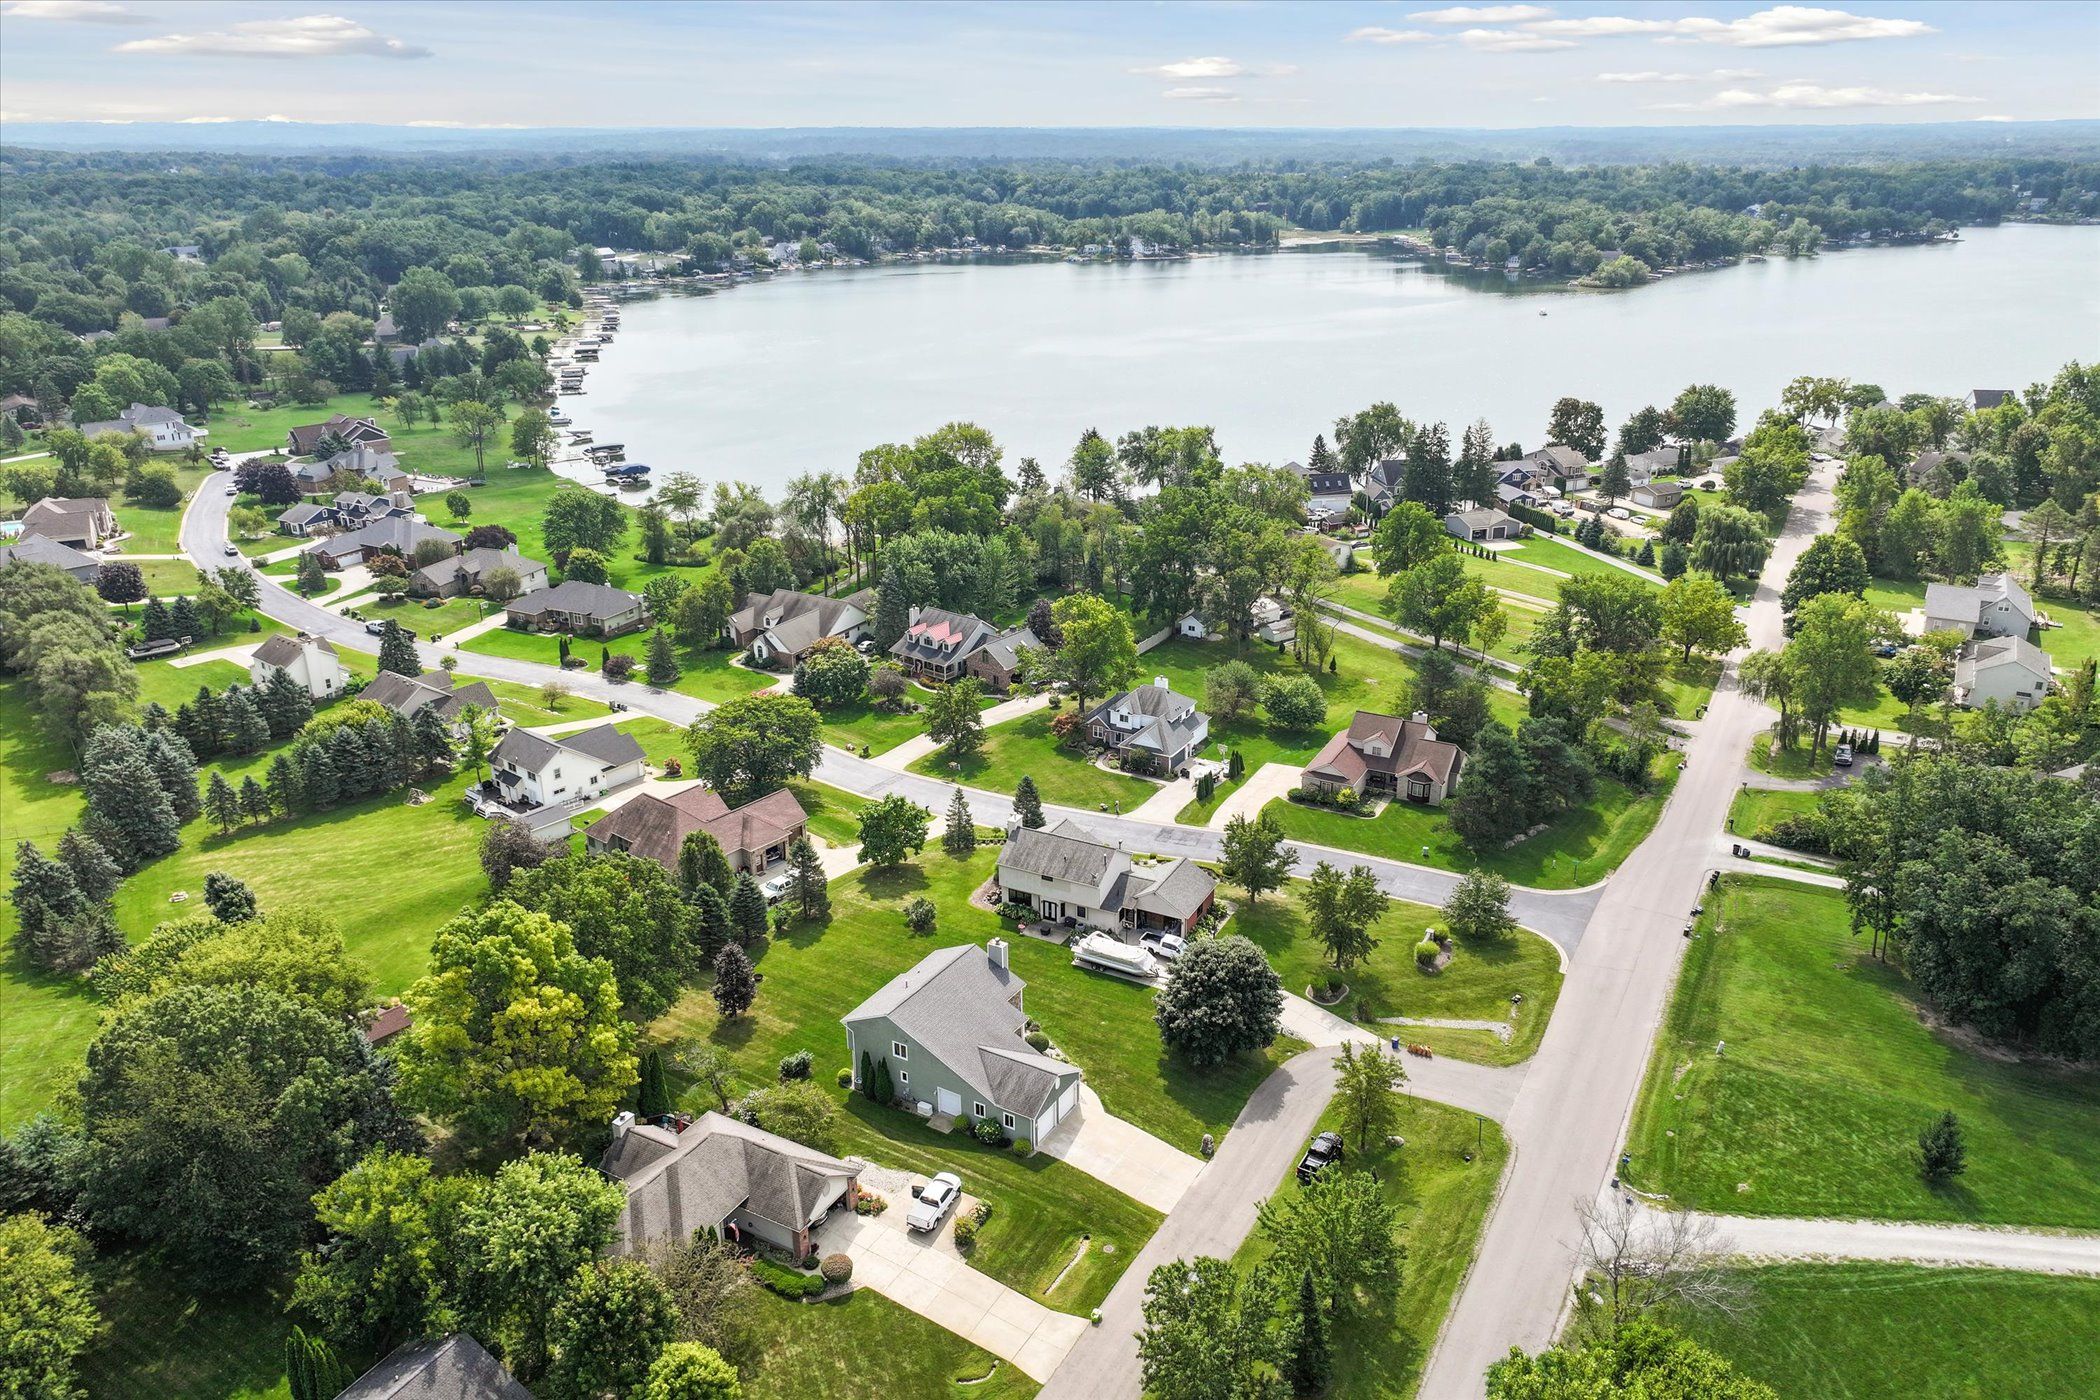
[78,403,204,451]
[248,633,347,701]
[479,724,646,812]
[1922,573,2037,641]
[994,819,1216,941]
[1951,635,2054,712]
[1177,596,1294,645]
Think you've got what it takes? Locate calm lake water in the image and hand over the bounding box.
[574,224,2099,498]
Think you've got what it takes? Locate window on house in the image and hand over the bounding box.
[897,1070,908,1086]
[1002,1112,1016,1130]
[891,1041,908,1060]
[973,1102,986,1118]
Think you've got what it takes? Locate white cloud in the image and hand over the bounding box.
[1596,67,1763,83]
[1524,7,1935,49]
[0,1,143,23]
[1969,114,2017,123]
[1455,28,1578,52]
[1134,55,1244,79]
[114,14,432,60]
[1660,81,1982,111]
[1408,5,1556,22]
[1162,86,1239,103]
[1346,27,1437,45]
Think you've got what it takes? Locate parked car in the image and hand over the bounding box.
[364,620,388,636]
[1296,1131,1343,1185]
[1141,930,1187,961]
[222,543,238,556]
[1551,501,1576,517]
[1833,743,1855,767]
[1874,642,1901,658]
[760,873,793,905]
[1607,506,1632,520]
[907,1172,963,1232]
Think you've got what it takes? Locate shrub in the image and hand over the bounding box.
[1012,1137,1031,1156]
[903,896,937,934]
[819,1253,853,1285]
[1024,1029,1051,1051]
[855,1192,887,1216]
[1335,785,1358,810]
[972,1117,1004,1145]
[835,1067,853,1088]
[1758,812,1831,855]
[996,901,1036,923]
[751,1257,825,1299]
[663,758,682,778]
[603,653,635,679]
[1415,938,1442,968]
[952,1215,979,1249]
[778,1049,813,1081]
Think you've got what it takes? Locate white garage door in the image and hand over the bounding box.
[936,1088,961,1116]
[1057,1082,1079,1118]
[1037,1099,1058,1135]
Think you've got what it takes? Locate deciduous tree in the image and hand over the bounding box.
[1154,935,1282,1068]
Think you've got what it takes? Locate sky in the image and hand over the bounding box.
[0,1,2094,130]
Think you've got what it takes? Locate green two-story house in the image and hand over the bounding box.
[842,940,1083,1146]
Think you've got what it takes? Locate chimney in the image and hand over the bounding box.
[987,938,1009,973]
[1154,676,1168,690]
[1411,710,1430,725]
[610,1110,635,1142]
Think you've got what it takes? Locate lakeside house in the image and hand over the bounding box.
[1922,573,2037,640]
[360,669,500,732]
[725,587,876,666]
[888,606,1044,690]
[293,442,406,493]
[994,819,1217,941]
[276,489,415,538]
[248,633,347,701]
[503,579,648,638]
[1301,709,1467,806]
[1527,444,1592,489]
[600,1110,861,1260]
[1631,479,1686,510]
[1905,448,1973,491]
[287,413,390,458]
[843,940,1083,1144]
[1362,458,1408,514]
[22,496,118,550]
[335,1335,530,1400]
[1951,635,2054,712]
[1623,448,1681,488]
[0,532,100,583]
[412,546,548,599]
[1967,389,2015,411]
[1084,679,1209,776]
[584,785,809,876]
[77,403,205,451]
[1444,507,1518,542]
[305,518,461,570]
[1293,459,1355,521]
[476,723,647,815]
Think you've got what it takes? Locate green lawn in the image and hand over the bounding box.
[133,657,252,710]
[815,694,930,757]
[741,1288,1035,1400]
[1625,877,2100,1227]
[784,780,867,849]
[78,1255,300,1400]
[107,462,215,555]
[1233,1096,1509,1400]
[1670,1264,2100,1400]
[641,848,1274,1314]
[1749,731,1835,779]
[107,557,208,597]
[460,626,776,706]
[1233,887,1563,1066]
[350,591,488,641]
[1726,787,1824,844]
[1264,760,1676,891]
[909,708,1155,812]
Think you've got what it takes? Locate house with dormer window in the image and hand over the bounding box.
[1084,679,1209,776]
[1302,710,1468,806]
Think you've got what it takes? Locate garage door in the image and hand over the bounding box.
[1057,1083,1079,1119]
[936,1088,961,1116]
[1037,1099,1058,1135]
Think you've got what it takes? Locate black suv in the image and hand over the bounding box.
[1296,1131,1344,1185]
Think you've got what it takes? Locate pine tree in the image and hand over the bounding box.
[871,1055,895,1104]
[80,725,183,870]
[786,837,829,923]
[711,943,757,1018]
[687,881,730,959]
[645,628,680,687]
[204,772,242,832]
[285,1326,349,1400]
[327,726,369,797]
[301,744,340,808]
[140,701,171,733]
[267,752,306,814]
[239,775,272,824]
[295,552,327,597]
[1286,1269,1331,1395]
[377,620,419,676]
[142,596,173,642]
[943,786,976,855]
[409,705,455,775]
[1013,774,1045,829]
[677,831,736,897]
[729,873,767,947]
[637,1049,671,1118]
[859,1049,878,1099]
[188,685,226,755]
[203,871,260,921]
[56,828,122,905]
[223,689,270,755]
[258,666,312,738]
[9,841,85,970]
[170,594,201,642]
[874,561,911,652]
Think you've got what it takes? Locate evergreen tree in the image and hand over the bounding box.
[301,744,341,808]
[295,552,327,597]
[637,1049,671,1118]
[408,706,454,775]
[1013,774,1045,829]
[645,628,681,687]
[858,1049,878,1099]
[285,1326,350,1400]
[169,594,201,642]
[787,837,830,923]
[729,873,767,947]
[140,701,171,733]
[686,881,731,960]
[258,667,312,738]
[267,752,306,814]
[873,561,910,652]
[377,621,419,677]
[942,786,976,856]
[141,730,202,821]
[56,828,121,905]
[142,596,173,642]
[1286,1269,1331,1396]
[870,1054,895,1103]
[676,831,736,897]
[187,685,226,755]
[1918,1111,1967,1183]
[711,944,757,1019]
[9,841,85,970]
[203,871,260,922]
[328,726,370,797]
[204,772,242,833]
[240,775,273,824]
[224,689,271,755]
[80,725,182,870]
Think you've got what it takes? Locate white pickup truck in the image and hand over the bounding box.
[906,1172,963,1233]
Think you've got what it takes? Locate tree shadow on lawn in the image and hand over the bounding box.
[859,864,931,901]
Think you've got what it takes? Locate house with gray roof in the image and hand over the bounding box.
[0,532,100,583]
[1904,448,1973,491]
[1084,679,1210,776]
[476,723,646,814]
[22,497,117,550]
[335,1334,530,1400]
[249,633,346,701]
[600,1109,861,1259]
[361,669,499,731]
[1443,507,1518,543]
[1622,448,1682,488]
[502,579,647,638]
[843,940,1084,1145]
[77,403,203,451]
[1951,634,2054,713]
[1292,459,1355,520]
[995,818,1216,940]
[276,488,414,538]
[725,587,875,666]
[413,546,548,599]
[888,605,1043,691]
[1362,457,1408,513]
[305,517,460,570]
[1923,572,2036,641]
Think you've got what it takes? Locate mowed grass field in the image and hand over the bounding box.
[1669,1264,2100,1400]
[1625,877,2100,1227]
[1234,1097,1510,1400]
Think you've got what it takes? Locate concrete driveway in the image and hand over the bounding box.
[1035,1085,1205,1213]
[816,1185,1089,1382]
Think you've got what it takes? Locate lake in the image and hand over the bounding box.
[573,224,2099,498]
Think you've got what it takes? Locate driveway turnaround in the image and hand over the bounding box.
[1035,1085,1205,1214]
[816,1203,1088,1382]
